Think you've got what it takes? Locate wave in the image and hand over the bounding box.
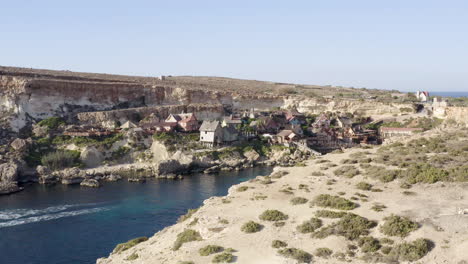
[0,207,109,228]
[0,203,102,221]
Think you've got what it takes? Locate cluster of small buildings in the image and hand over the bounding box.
[63,105,429,153]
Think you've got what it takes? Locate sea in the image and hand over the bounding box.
[429,91,468,97]
[0,167,272,264]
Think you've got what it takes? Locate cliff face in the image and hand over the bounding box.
[283,97,413,116]
[0,72,285,130]
[77,104,225,128]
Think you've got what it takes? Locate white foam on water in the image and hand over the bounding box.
[0,207,109,228]
[0,203,101,221]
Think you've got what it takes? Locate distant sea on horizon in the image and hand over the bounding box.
[428,91,468,97]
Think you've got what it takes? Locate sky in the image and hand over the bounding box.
[1,0,467,92]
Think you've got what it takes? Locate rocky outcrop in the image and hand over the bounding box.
[59,167,86,185]
[80,146,104,168]
[10,138,29,152]
[80,178,100,188]
[0,161,23,195]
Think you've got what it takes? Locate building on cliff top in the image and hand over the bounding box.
[416,91,430,102]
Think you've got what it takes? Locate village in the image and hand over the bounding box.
[61,105,426,155]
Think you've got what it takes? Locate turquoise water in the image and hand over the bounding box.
[0,167,272,264]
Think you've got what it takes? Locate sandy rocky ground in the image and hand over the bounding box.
[98,133,468,264]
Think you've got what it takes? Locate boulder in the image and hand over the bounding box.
[0,162,19,182]
[104,174,122,182]
[244,149,260,162]
[38,174,59,185]
[154,159,187,176]
[80,146,104,168]
[80,179,100,188]
[0,181,23,195]
[60,167,85,185]
[10,138,29,152]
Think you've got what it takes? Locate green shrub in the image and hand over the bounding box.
[212,252,234,263]
[314,247,333,258]
[311,171,325,176]
[259,210,288,221]
[296,218,322,233]
[381,246,392,255]
[358,236,381,252]
[237,186,249,192]
[356,182,372,191]
[312,213,377,240]
[380,238,394,245]
[315,210,348,218]
[41,150,81,171]
[388,238,432,261]
[113,237,148,253]
[37,117,65,129]
[371,203,387,212]
[241,221,262,233]
[277,248,312,263]
[173,229,202,251]
[380,215,419,237]
[110,146,130,160]
[334,166,360,178]
[273,221,286,227]
[199,245,224,256]
[125,252,139,260]
[311,194,358,210]
[178,208,199,223]
[290,197,308,205]
[271,240,288,248]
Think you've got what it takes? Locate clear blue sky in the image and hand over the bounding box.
[2,0,467,92]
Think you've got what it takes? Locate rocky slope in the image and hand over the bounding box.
[97,128,468,264]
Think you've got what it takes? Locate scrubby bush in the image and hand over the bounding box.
[296,218,322,233]
[237,186,249,192]
[371,203,387,212]
[212,252,234,263]
[173,229,202,250]
[334,166,360,178]
[356,182,372,191]
[290,197,308,205]
[271,171,289,179]
[277,248,312,263]
[380,215,419,237]
[199,245,224,256]
[241,221,262,233]
[41,150,81,171]
[315,210,348,218]
[177,208,198,223]
[358,236,381,252]
[125,252,139,260]
[273,221,286,227]
[259,210,288,221]
[388,238,432,261]
[37,117,65,129]
[113,237,148,253]
[272,240,288,248]
[312,213,377,240]
[311,194,358,210]
[311,171,325,176]
[381,246,392,255]
[314,247,333,258]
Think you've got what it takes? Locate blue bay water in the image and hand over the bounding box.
[429,91,468,97]
[0,167,272,264]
